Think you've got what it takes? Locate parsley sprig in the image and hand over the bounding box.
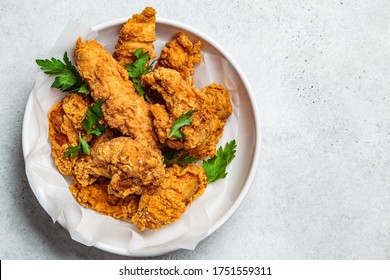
[63,100,106,159]
[169,110,198,140]
[202,140,237,183]
[63,132,90,159]
[82,100,107,136]
[36,52,89,94]
[162,147,198,167]
[162,140,237,182]
[125,49,155,101]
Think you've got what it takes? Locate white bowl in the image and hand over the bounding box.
[23,17,261,257]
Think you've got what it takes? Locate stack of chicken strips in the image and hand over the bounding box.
[48,7,232,231]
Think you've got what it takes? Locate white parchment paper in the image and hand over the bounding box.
[23,19,240,255]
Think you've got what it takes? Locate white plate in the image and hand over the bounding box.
[23,17,261,257]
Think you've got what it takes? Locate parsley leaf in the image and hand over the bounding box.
[63,132,91,159]
[161,147,198,166]
[132,78,151,102]
[64,100,106,159]
[82,100,107,136]
[36,52,89,94]
[125,49,156,100]
[126,49,150,78]
[202,140,237,183]
[62,145,81,159]
[79,134,91,155]
[169,110,198,140]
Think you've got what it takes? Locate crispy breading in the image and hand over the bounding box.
[142,67,209,150]
[187,83,232,159]
[156,32,201,83]
[70,178,140,222]
[113,7,157,67]
[143,68,232,159]
[132,164,207,231]
[74,38,157,148]
[73,137,165,197]
[48,93,92,175]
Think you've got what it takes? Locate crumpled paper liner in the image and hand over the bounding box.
[23,19,240,255]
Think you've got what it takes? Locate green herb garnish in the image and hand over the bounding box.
[36,52,89,94]
[63,132,91,159]
[162,147,198,166]
[202,140,237,183]
[125,48,155,101]
[169,110,198,140]
[82,100,107,136]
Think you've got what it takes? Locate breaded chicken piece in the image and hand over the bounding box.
[70,178,140,223]
[187,83,232,159]
[156,32,202,83]
[142,67,209,150]
[74,38,157,148]
[48,93,92,175]
[132,164,207,231]
[113,7,157,67]
[73,137,165,197]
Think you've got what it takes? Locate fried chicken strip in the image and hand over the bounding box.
[74,38,157,148]
[156,32,202,83]
[48,93,92,175]
[73,137,165,197]
[70,178,140,223]
[142,67,209,150]
[132,164,207,231]
[187,83,232,159]
[144,67,232,159]
[113,7,157,67]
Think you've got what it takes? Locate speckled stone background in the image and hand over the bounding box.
[1,0,390,259]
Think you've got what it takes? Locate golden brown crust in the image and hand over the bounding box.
[69,179,140,222]
[142,67,209,150]
[132,164,207,231]
[113,7,157,67]
[74,38,158,149]
[73,137,165,197]
[187,83,232,159]
[143,69,232,159]
[48,93,92,175]
[156,32,202,83]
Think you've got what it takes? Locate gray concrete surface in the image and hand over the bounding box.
[1,0,390,259]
